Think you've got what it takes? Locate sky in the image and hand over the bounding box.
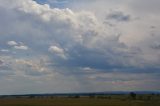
[0,0,160,95]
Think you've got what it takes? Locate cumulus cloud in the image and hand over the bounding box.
[48,46,66,59]
[48,46,64,54]
[7,41,18,46]
[0,0,157,66]
[0,0,160,94]
[15,58,51,76]
[14,45,28,50]
[0,55,52,78]
[7,41,28,50]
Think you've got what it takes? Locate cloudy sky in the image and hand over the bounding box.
[0,0,160,95]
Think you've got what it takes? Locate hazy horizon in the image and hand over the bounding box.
[1,90,160,96]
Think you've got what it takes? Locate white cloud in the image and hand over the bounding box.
[14,45,28,50]
[48,46,66,59]
[7,40,29,50]
[83,67,92,71]
[49,46,64,54]
[0,49,9,52]
[7,41,18,46]
[0,55,52,77]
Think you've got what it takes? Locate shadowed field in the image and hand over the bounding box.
[0,94,160,106]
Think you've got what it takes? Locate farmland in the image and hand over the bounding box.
[0,93,160,106]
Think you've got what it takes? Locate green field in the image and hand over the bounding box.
[0,95,160,106]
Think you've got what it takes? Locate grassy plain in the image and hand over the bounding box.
[0,95,160,106]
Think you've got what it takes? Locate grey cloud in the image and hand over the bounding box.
[0,0,159,70]
[106,11,131,22]
[48,0,68,4]
[24,69,51,77]
[128,0,160,15]
[151,42,160,50]
[0,68,13,77]
[0,0,160,93]
[0,59,3,65]
[0,62,14,77]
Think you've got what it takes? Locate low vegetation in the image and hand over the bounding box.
[0,93,160,106]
